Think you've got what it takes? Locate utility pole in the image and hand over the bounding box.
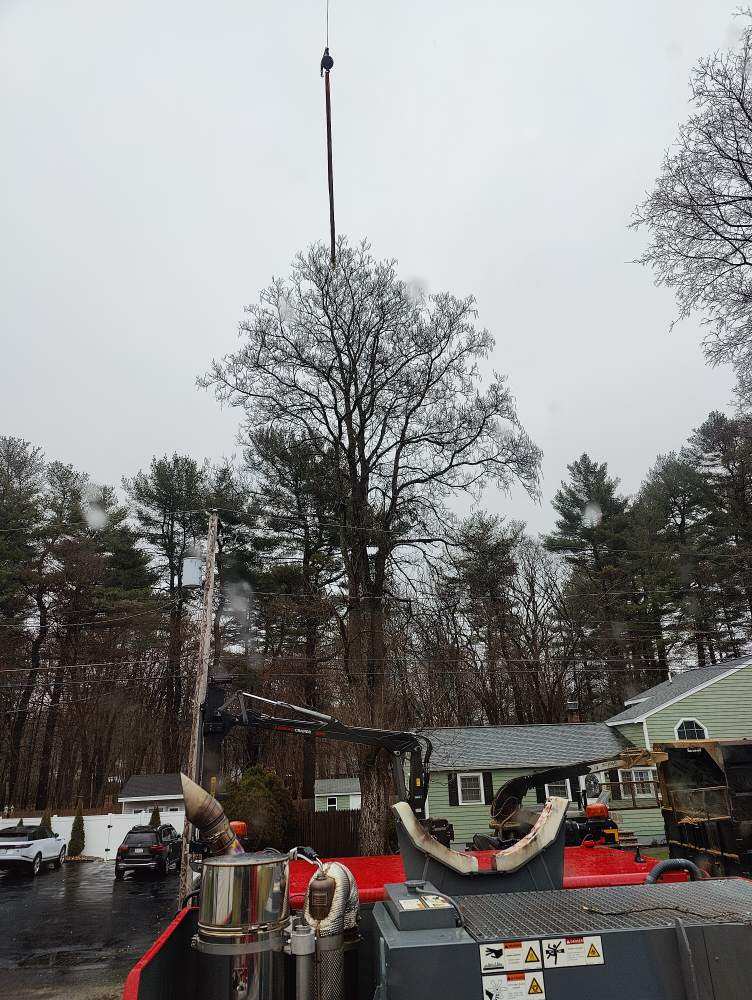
[178,511,219,905]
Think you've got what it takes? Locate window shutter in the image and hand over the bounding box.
[535,784,546,804]
[482,772,494,805]
[607,768,621,800]
[447,772,459,807]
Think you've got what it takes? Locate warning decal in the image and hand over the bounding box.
[399,894,451,911]
[482,972,546,1000]
[479,940,542,973]
[541,935,605,968]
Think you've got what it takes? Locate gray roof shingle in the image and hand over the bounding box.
[314,777,361,796]
[605,656,752,725]
[419,723,630,771]
[118,773,183,799]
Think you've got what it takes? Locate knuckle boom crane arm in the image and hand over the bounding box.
[201,684,433,819]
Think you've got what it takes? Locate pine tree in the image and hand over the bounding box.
[148,805,161,828]
[40,807,53,832]
[544,454,637,712]
[123,455,208,770]
[69,802,85,857]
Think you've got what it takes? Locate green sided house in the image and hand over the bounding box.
[419,721,630,847]
[419,653,752,846]
[603,654,752,842]
[314,777,361,812]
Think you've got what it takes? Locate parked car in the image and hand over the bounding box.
[115,824,181,880]
[0,824,67,877]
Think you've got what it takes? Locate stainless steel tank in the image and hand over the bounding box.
[196,851,289,1000]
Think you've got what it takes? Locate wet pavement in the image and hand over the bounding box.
[0,861,179,999]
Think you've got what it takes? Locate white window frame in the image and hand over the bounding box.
[457,771,485,805]
[618,767,656,798]
[326,796,338,812]
[674,718,708,741]
[544,778,572,801]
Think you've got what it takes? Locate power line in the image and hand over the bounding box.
[0,659,165,674]
[0,601,175,631]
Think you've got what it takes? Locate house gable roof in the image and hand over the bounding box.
[118,773,183,800]
[605,655,752,726]
[314,777,360,797]
[418,722,630,771]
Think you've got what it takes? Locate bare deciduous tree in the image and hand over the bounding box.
[633,15,752,400]
[202,238,541,852]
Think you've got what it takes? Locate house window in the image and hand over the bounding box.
[326,796,337,812]
[675,719,707,741]
[618,768,655,797]
[458,772,484,805]
[544,779,572,800]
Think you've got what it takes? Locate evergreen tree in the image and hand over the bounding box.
[68,802,85,857]
[222,766,294,851]
[40,807,53,832]
[0,436,45,621]
[123,455,208,769]
[686,412,752,631]
[243,430,343,796]
[544,455,638,712]
[148,805,161,828]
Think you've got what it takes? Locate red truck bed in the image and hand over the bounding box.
[124,846,675,1000]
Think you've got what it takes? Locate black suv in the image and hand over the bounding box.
[115,824,181,880]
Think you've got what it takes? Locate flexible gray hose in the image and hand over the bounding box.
[645,858,704,883]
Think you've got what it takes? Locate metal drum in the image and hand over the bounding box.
[196,851,289,1000]
[199,852,289,941]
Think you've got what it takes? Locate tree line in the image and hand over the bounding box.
[3,240,752,855]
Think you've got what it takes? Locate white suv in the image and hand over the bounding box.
[0,824,67,876]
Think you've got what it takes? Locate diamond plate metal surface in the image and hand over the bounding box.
[458,879,752,942]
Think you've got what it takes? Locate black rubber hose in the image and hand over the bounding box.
[645,858,704,883]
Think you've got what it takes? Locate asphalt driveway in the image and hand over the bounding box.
[0,861,178,999]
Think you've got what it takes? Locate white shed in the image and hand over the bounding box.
[118,773,184,816]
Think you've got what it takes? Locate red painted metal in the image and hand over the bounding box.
[288,846,672,908]
[126,849,681,997]
[122,906,194,1000]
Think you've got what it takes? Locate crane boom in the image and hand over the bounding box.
[200,685,433,818]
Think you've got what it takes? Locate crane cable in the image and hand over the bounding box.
[320,0,335,266]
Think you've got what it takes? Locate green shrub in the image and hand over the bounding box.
[40,808,53,832]
[149,805,161,828]
[222,766,294,851]
[68,802,85,857]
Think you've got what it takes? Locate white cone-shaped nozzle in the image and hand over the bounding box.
[181,772,244,856]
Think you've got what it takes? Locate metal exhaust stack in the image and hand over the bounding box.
[181,772,245,857]
[183,773,288,999]
[196,851,290,1000]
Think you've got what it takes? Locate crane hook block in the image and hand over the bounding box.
[320,46,334,77]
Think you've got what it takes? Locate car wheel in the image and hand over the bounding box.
[30,853,42,877]
[53,848,65,870]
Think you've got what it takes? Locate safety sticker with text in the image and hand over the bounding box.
[541,935,604,968]
[398,895,451,911]
[482,971,545,999]
[479,940,542,972]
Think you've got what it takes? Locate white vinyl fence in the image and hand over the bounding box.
[0,810,185,861]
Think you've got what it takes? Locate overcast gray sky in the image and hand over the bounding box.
[0,1,739,533]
